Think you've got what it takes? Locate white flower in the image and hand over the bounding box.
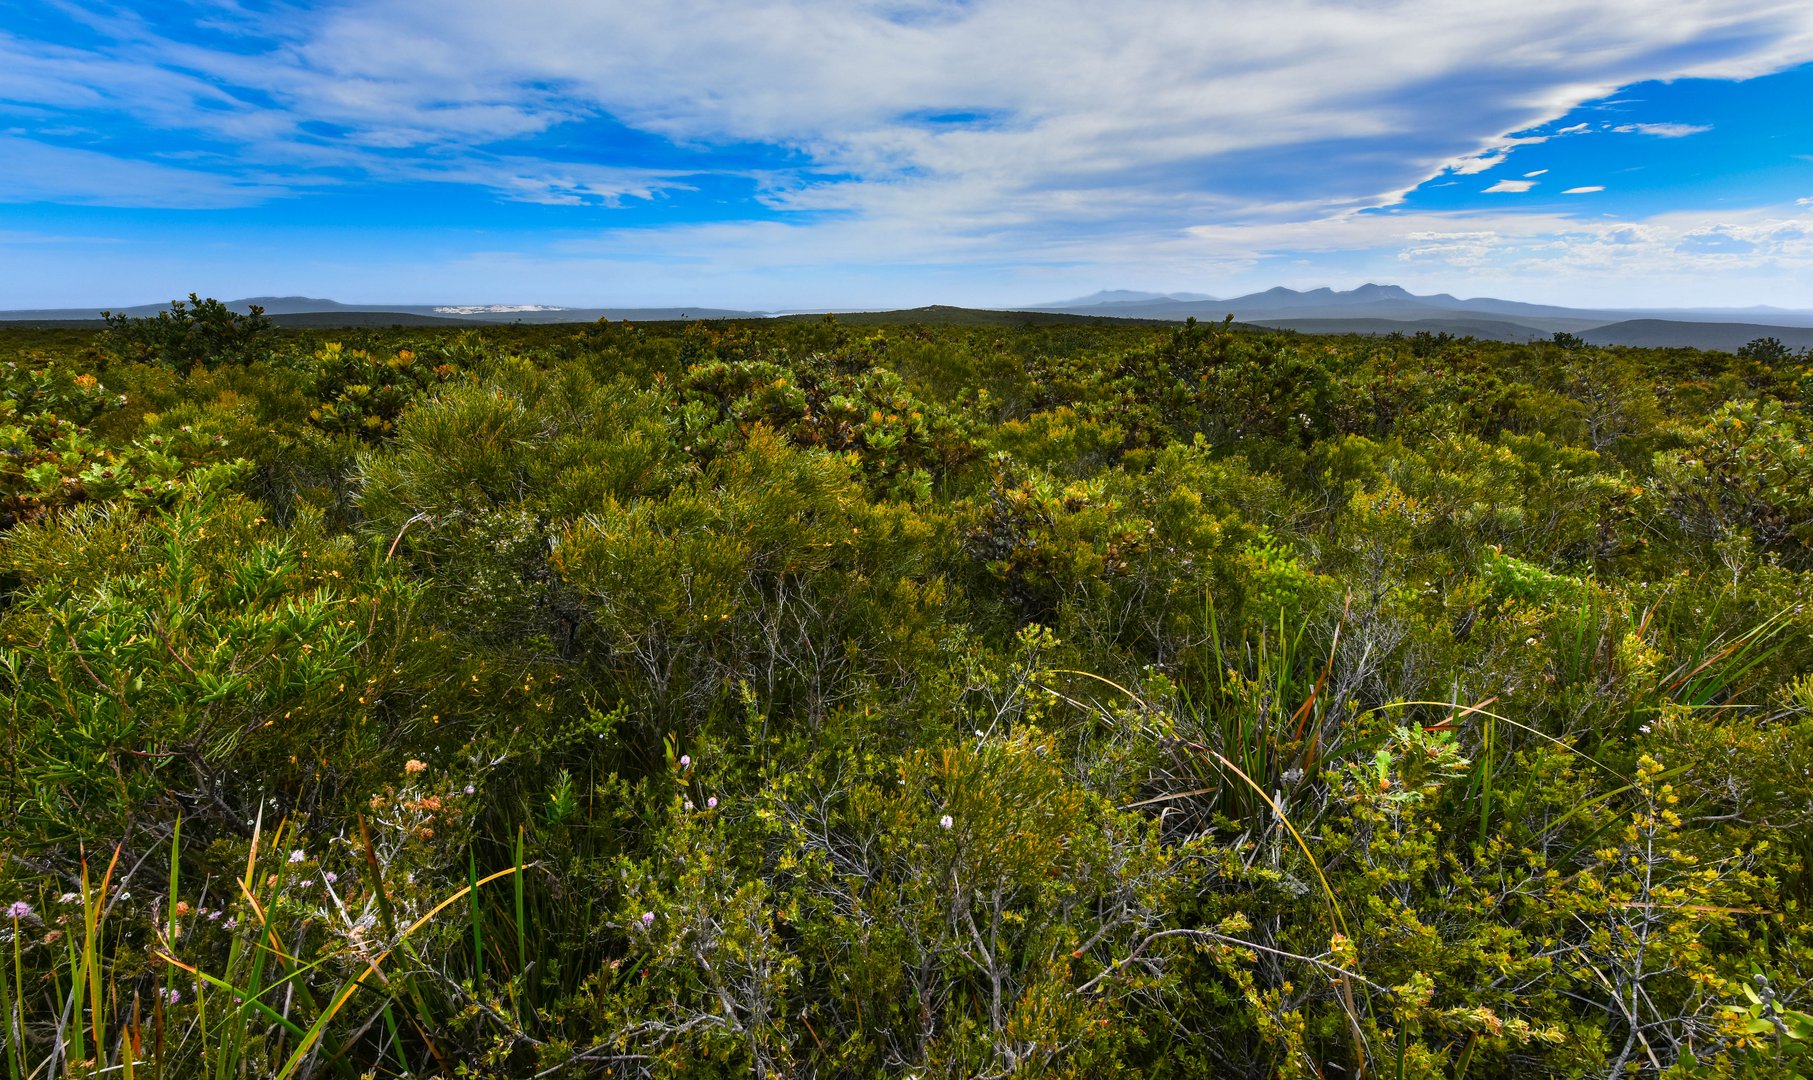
[939,815,954,831]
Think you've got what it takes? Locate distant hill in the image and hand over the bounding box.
[775,305,1189,327]
[267,311,475,327]
[1252,317,1552,342]
[10,286,1813,347]
[1038,289,1220,308]
[1581,320,1813,351]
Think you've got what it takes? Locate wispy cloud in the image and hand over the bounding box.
[5,1,1810,225]
[3,1,1813,306]
[1612,122,1713,136]
[1450,153,1510,175]
[1564,185,1606,193]
[1178,202,1813,289]
[0,135,289,208]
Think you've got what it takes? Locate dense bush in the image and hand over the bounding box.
[3,315,1811,1078]
[99,294,277,371]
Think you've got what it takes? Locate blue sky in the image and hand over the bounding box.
[2,0,1812,310]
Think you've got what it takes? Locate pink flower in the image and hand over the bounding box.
[6,901,31,921]
[678,755,691,768]
[324,872,338,884]
[707,797,718,809]
[640,911,655,928]
[288,849,306,864]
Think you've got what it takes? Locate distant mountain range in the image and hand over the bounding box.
[1026,283,1813,348]
[5,286,1813,350]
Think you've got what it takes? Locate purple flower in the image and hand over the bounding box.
[679,755,691,768]
[640,911,655,928]
[166,989,181,1005]
[6,901,31,921]
[288,849,306,864]
[207,910,221,921]
[707,797,718,809]
[464,784,476,795]
[324,872,338,884]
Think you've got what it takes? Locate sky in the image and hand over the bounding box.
[2,0,1812,311]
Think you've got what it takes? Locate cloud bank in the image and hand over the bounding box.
[2,1,1812,306]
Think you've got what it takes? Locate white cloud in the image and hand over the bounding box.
[6,2,1813,308]
[1564,185,1606,193]
[1484,179,1537,193]
[1612,122,1713,137]
[9,0,1813,228]
[1450,153,1510,175]
[1166,201,1813,305]
[1523,169,1549,177]
[0,135,288,208]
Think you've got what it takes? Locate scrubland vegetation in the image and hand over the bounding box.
[2,305,1812,1078]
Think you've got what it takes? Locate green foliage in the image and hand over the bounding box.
[307,342,458,440]
[100,295,276,371]
[1736,337,1797,363]
[4,316,1812,1079]
[1,356,250,529]
[1650,398,1813,567]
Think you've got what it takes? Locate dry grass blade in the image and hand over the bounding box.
[271,865,526,1080]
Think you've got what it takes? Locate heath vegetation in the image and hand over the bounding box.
[2,308,1811,1078]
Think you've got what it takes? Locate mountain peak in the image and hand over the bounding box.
[1037,288,1220,307]
[1346,283,1413,300]
[227,296,358,314]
